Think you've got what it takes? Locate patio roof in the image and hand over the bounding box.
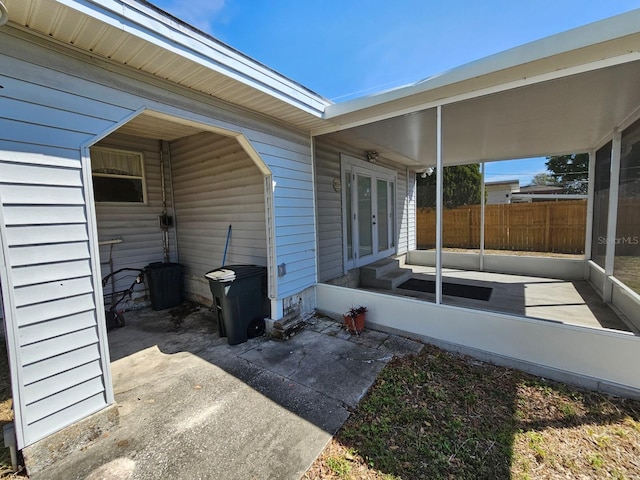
[316,9,640,168]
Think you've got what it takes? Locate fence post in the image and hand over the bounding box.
[544,203,551,251]
[467,208,472,247]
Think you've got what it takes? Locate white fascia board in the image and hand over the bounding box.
[55,0,330,116]
[325,8,640,119]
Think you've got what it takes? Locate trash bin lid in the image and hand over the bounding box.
[205,268,236,282]
[204,265,266,282]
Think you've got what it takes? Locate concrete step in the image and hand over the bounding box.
[360,258,400,285]
[362,268,412,290]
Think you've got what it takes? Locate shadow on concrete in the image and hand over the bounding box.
[44,303,423,480]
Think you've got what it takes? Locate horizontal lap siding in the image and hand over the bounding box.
[93,133,177,299]
[0,157,108,448]
[314,140,360,282]
[314,140,411,282]
[249,137,316,298]
[0,44,139,447]
[1,29,321,447]
[170,132,267,302]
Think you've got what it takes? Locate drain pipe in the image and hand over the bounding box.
[159,142,170,263]
[166,141,179,263]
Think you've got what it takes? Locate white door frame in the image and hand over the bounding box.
[341,154,397,273]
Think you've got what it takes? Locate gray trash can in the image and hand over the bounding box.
[204,265,268,345]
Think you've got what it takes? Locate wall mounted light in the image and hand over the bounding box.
[366,151,379,162]
[420,167,434,178]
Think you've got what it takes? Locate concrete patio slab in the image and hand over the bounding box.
[35,305,422,480]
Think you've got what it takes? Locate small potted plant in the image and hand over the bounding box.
[344,305,367,334]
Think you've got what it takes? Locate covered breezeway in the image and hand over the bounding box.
[91,110,273,312]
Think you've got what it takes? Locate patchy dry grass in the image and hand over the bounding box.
[304,344,640,480]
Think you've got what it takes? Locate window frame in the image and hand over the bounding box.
[90,146,148,204]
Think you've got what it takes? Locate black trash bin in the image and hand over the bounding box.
[145,262,182,310]
[205,265,268,345]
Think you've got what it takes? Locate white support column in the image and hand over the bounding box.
[270,298,284,321]
[584,150,596,263]
[435,105,443,305]
[480,161,485,271]
[604,131,622,302]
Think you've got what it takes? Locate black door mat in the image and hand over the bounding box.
[398,278,493,301]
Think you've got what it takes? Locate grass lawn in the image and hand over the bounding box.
[304,344,640,480]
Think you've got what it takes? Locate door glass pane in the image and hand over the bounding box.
[358,175,373,258]
[377,179,389,251]
[345,171,353,260]
[390,182,395,248]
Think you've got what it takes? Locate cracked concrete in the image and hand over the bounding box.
[35,306,423,480]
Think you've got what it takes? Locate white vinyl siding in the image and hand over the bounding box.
[249,138,316,298]
[93,133,177,300]
[0,27,319,448]
[0,156,109,449]
[170,132,267,303]
[314,139,410,282]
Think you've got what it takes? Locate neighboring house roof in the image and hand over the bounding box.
[485,179,520,188]
[519,185,565,194]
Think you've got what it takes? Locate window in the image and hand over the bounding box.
[91,147,146,203]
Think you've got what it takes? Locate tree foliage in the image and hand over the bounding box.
[545,153,589,194]
[530,172,558,186]
[417,164,482,208]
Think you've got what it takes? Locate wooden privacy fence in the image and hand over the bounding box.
[417,200,587,254]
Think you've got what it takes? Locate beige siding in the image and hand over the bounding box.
[314,139,410,282]
[315,140,356,282]
[170,132,267,303]
[93,133,178,300]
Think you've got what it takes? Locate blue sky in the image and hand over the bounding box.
[151,0,640,184]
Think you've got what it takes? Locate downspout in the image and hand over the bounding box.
[166,141,179,263]
[159,144,169,263]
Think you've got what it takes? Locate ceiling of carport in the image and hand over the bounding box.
[322,60,640,168]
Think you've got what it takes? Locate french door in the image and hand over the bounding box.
[342,156,396,271]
